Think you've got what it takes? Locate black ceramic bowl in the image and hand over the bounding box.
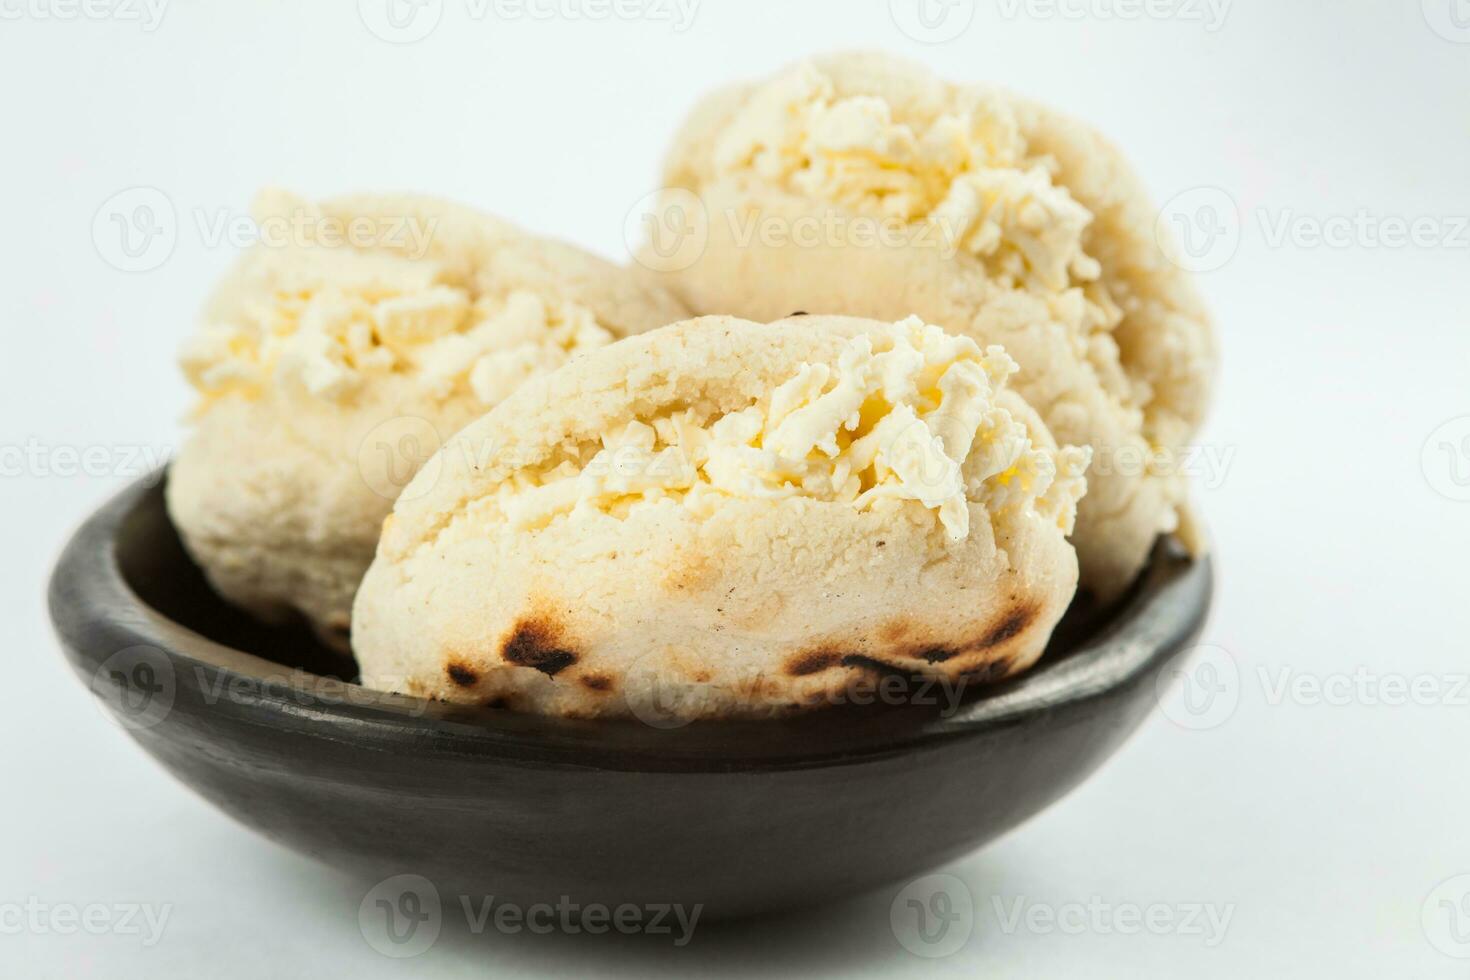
[50,474,1211,919]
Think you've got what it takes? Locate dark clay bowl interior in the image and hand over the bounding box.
[49,473,1212,919]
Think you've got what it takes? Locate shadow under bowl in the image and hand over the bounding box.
[49,473,1212,920]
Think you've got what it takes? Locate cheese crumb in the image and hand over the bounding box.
[490,317,1090,540]
[180,191,614,407]
[709,63,1103,293]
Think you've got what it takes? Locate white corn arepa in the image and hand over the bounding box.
[651,52,1215,598]
[167,190,689,642]
[352,314,1090,720]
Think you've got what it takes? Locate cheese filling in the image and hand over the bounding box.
[489,318,1090,539]
[179,192,613,408]
[708,63,1103,294]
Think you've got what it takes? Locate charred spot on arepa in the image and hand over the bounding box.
[880,603,1043,666]
[915,646,960,664]
[788,603,1044,681]
[500,614,579,677]
[838,654,915,678]
[445,660,480,688]
[784,647,912,679]
[579,673,615,692]
[977,603,1040,649]
[784,649,845,677]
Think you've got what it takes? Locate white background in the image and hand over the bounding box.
[3,1,1468,976]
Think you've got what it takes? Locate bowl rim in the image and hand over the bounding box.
[49,472,1212,773]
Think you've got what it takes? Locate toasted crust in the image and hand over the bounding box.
[352,315,1083,720]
